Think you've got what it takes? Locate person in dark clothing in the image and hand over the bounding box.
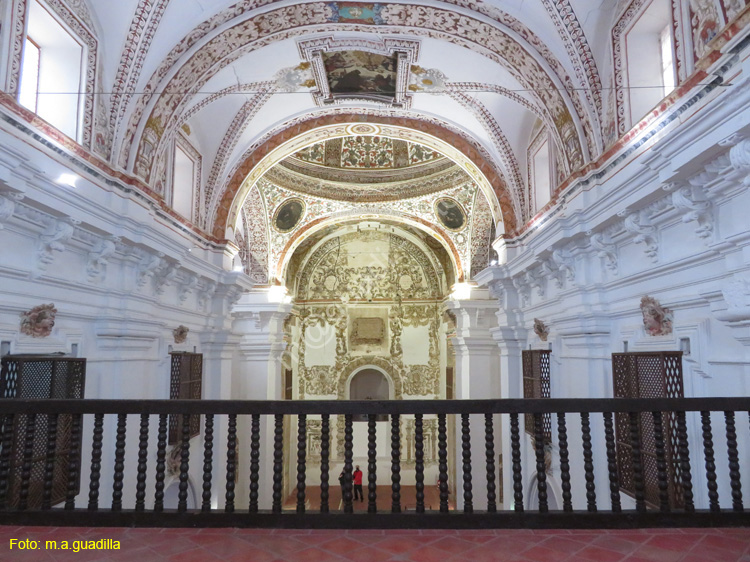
[353,465,364,502]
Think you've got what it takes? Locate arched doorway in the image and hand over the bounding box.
[349,367,391,421]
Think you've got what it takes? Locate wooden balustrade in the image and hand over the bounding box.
[0,397,747,529]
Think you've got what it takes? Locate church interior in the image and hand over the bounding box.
[0,0,749,559]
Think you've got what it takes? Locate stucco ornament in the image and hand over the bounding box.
[20,303,57,338]
[533,318,549,342]
[173,325,189,344]
[640,296,673,336]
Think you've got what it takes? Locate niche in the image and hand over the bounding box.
[349,368,390,421]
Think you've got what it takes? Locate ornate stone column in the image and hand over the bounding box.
[444,287,500,511]
[476,268,527,511]
[232,289,292,510]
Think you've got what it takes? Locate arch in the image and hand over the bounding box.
[346,366,394,401]
[120,3,595,184]
[278,212,464,285]
[337,357,403,400]
[213,114,517,239]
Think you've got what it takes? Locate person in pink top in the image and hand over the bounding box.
[352,465,363,502]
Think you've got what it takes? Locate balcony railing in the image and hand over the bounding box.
[0,397,748,528]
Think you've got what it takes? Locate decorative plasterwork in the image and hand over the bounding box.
[265,160,468,202]
[225,121,504,239]
[198,88,274,227]
[641,295,674,336]
[20,303,57,338]
[259,175,476,284]
[296,230,442,301]
[108,0,170,158]
[541,0,603,126]
[122,3,592,184]
[297,36,419,108]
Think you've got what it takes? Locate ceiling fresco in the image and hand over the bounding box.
[292,137,443,170]
[9,0,733,285]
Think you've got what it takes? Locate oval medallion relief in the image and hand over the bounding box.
[273,198,305,232]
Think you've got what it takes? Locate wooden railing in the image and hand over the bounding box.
[0,397,748,528]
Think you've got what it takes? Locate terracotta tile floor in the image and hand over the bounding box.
[0,526,748,561]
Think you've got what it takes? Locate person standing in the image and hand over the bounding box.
[353,465,364,502]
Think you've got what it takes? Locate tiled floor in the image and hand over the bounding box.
[0,526,748,562]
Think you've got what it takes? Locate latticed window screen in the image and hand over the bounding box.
[168,352,203,445]
[522,350,552,444]
[612,351,684,509]
[0,355,86,509]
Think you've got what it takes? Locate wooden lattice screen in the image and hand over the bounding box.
[0,355,86,509]
[522,350,552,444]
[168,352,203,445]
[612,351,684,509]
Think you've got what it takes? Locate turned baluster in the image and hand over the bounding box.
[462,413,473,513]
[64,413,82,510]
[343,414,353,514]
[724,411,743,512]
[111,413,127,511]
[652,411,670,512]
[202,414,213,512]
[557,412,573,512]
[367,414,377,513]
[297,414,307,514]
[485,413,497,513]
[225,414,237,513]
[628,412,646,513]
[178,413,191,513]
[135,413,149,512]
[415,414,425,513]
[676,411,694,512]
[581,412,596,512]
[153,413,168,512]
[701,411,720,512]
[320,414,329,514]
[391,414,401,513]
[272,414,283,513]
[41,413,58,510]
[602,412,620,513]
[438,414,449,513]
[249,414,260,513]
[534,413,548,513]
[510,413,524,513]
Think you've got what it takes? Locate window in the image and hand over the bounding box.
[18,0,85,140]
[522,350,551,444]
[172,137,201,221]
[19,38,41,112]
[168,352,203,445]
[622,0,674,124]
[531,138,551,212]
[660,26,676,96]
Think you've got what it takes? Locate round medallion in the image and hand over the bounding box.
[434,197,466,231]
[346,123,380,136]
[273,198,305,232]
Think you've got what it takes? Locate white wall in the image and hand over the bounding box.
[478,37,750,512]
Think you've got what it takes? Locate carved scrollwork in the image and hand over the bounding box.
[670,183,713,241]
[86,236,120,282]
[623,211,658,263]
[589,231,618,275]
[36,217,79,271]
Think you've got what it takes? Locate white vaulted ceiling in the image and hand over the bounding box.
[48,0,629,280]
